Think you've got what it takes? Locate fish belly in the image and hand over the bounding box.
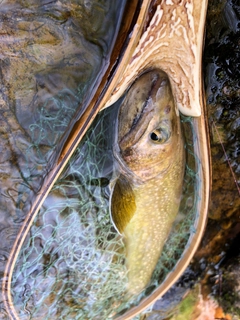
[123,177,181,296]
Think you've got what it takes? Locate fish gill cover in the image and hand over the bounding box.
[8,99,201,319]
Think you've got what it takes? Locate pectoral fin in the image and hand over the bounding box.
[110,175,136,234]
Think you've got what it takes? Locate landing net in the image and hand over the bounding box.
[9,103,200,319]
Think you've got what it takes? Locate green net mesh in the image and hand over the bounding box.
[10,102,200,319]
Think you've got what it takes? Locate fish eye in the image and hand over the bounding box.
[150,128,169,144]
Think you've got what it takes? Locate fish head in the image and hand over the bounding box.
[115,70,181,182]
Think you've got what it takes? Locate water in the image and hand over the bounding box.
[0,0,127,317]
[2,0,239,318]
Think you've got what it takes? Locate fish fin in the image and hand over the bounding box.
[110,175,136,234]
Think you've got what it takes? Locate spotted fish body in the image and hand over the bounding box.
[111,70,185,296]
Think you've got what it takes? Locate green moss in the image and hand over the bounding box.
[170,287,199,320]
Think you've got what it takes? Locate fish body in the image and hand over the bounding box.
[111,70,185,295]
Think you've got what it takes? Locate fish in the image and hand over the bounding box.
[110,70,185,296]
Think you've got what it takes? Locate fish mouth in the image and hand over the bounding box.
[119,72,168,151]
[113,143,173,184]
[119,107,153,150]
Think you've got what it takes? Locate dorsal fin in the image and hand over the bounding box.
[110,175,136,234]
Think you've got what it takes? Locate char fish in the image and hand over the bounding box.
[110,70,185,296]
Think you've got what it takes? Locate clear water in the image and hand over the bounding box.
[0,0,126,317]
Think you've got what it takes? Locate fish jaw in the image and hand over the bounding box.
[115,70,180,182]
